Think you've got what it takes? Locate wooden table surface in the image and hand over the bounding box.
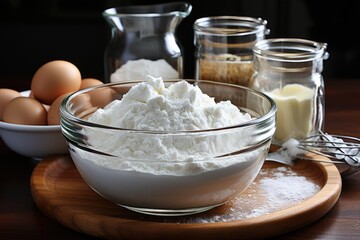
[1,78,359,240]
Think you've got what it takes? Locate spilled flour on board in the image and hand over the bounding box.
[174,166,321,223]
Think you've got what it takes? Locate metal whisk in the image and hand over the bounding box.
[267,130,360,177]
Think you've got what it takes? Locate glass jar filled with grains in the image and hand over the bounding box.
[193,16,270,87]
[251,38,329,145]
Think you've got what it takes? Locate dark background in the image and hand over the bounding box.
[1,0,359,87]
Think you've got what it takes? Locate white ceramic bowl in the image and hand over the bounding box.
[60,80,276,216]
[0,90,68,159]
[0,121,68,159]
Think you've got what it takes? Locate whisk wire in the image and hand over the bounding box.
[298,130,360,166]
[267,131,360,177]
[296,145,347,163]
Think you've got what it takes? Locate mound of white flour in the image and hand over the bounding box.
[84,76,255,175]
[90,76,251,130]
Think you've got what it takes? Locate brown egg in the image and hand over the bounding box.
[31,60,82,105]
[80,78,103,89]
[88,87,117,108]
[0,88,21,120]
[47,93,71,125]
[71,93,96,119]
[3,97,47,125]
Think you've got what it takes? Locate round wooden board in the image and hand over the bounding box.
[30,155,342,240]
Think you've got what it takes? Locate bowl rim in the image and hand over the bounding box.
[60,79,277,134]
[0,120,60,132]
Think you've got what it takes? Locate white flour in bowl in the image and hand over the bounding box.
[90,75,251,130]
[69,76,271,212]
[83,76,255,175]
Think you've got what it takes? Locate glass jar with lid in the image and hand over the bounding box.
[193,16,270,87]
[103,2,192,83]
[251,38,329,145]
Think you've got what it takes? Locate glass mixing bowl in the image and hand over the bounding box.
[60,80,276,216]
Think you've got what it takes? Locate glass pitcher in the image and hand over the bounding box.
[102,2,192,83]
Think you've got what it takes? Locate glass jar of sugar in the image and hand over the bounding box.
[251,38,329,145]
[102,2,192,83]
[193,16,270,87]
